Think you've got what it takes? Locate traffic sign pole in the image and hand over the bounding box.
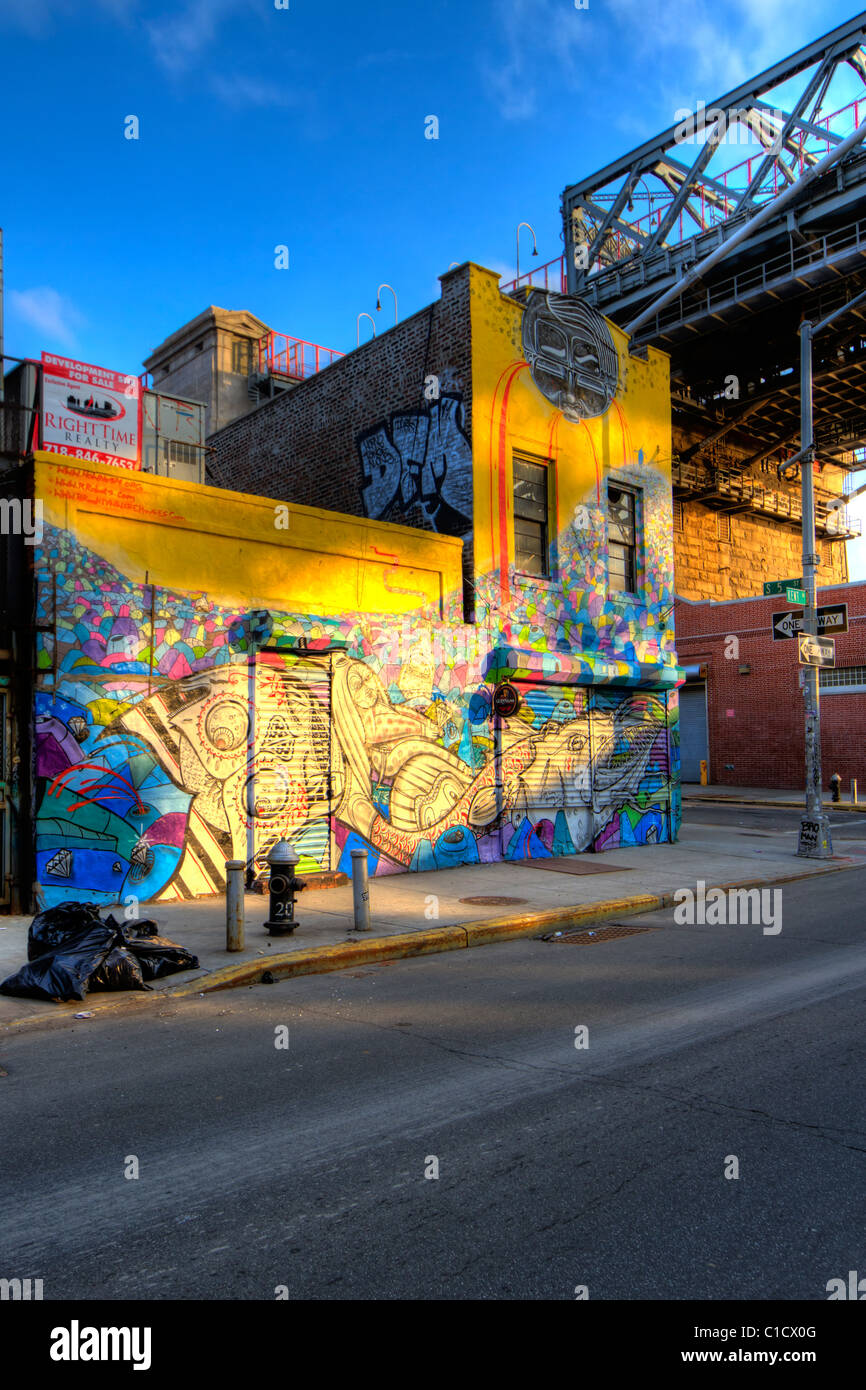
[797,321,832,858]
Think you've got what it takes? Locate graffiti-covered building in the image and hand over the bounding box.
[4,265,682,912]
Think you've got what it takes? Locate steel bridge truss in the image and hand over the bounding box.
[562,14,866,321]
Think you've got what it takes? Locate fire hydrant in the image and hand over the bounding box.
[829,772,842,803]
[264,839,306,935]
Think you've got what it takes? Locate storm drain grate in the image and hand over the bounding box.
[546,923,659,944]
[459,895,529,906]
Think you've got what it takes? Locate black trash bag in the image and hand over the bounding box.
[1,921,117,1003]
[124,934,199,980]
[90,945,150,993]
[27,900,102,961]
[130,919,160,937]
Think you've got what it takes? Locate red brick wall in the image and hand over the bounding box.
[675,581,866,789]
[206,267,474,602]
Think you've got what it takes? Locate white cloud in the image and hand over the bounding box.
[9,287,84,350]
[209,74,297,108]
[482,0,825,126]
[0,0,132,36]
[146,0,250,76]
[482,0,575,121]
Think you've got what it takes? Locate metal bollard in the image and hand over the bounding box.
[351,848,372,932]
[225,859,246,952]
[852,779,858,806]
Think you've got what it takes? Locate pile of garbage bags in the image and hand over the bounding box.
[0,901,200,1003]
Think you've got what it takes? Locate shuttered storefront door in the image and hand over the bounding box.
[251,653,333,876]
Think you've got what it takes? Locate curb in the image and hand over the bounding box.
[168,892,669,996]
[2,859,861,1028]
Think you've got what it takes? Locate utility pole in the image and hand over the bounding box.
[796,319,831,858]
[795,284,866,857]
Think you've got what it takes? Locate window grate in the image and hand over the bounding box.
[819,665,866,690]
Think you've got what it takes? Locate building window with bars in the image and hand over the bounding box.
[607,483,639,593]
[819,665,866,691]
[513,455,551,578]
[717,512,732,543]
[673,500,684,532]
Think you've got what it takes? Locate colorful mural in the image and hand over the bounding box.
[29,266,682,908]
[33,517,677,907]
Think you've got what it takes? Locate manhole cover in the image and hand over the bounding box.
[547,924,657,944]
[459,895,529,906]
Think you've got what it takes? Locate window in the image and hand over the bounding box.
[673,500,684,532]
[819,665,866,691]
[513,455,550,578]
[231,338,253,375]
[717,512,732,543]
[607,483,638,593]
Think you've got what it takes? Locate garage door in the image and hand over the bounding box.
[678,684,708,782]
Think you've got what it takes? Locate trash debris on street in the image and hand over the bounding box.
[0,901,200,1004]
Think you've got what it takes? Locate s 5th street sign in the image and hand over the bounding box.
[798,633,835,667]
[763,578,802,595]
[772,604,849,639]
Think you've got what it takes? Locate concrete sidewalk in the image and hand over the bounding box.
[682,784,865,810]
[2,815,863,1029]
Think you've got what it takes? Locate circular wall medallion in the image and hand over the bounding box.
[521,290,618,421]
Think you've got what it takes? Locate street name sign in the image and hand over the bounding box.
[772,605,849,640]
[797,633,835,667]
[785,587,807,605]
[763,577,802,596]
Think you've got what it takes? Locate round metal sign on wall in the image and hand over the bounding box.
[492,683,520,717]
[521,290,619,422]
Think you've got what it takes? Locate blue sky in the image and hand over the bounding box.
[2,0,865,573]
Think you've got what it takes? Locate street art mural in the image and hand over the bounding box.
[357,393,472,537]
[33,518,677,907]
[30,268,681,908]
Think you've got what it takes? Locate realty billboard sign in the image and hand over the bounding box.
[41,354,141,469]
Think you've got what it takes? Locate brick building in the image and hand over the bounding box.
[203,264,477,606]
[675,581,866,789]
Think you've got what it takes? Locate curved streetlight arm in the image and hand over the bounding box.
[375,283,398,325]
[516,221,539,283]
[357,312,377,346]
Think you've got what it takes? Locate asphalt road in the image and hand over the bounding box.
[682,799,866,845]
[1,866,865,1301]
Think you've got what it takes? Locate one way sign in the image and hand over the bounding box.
[798,633,835,667]
[772,604,848,640]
